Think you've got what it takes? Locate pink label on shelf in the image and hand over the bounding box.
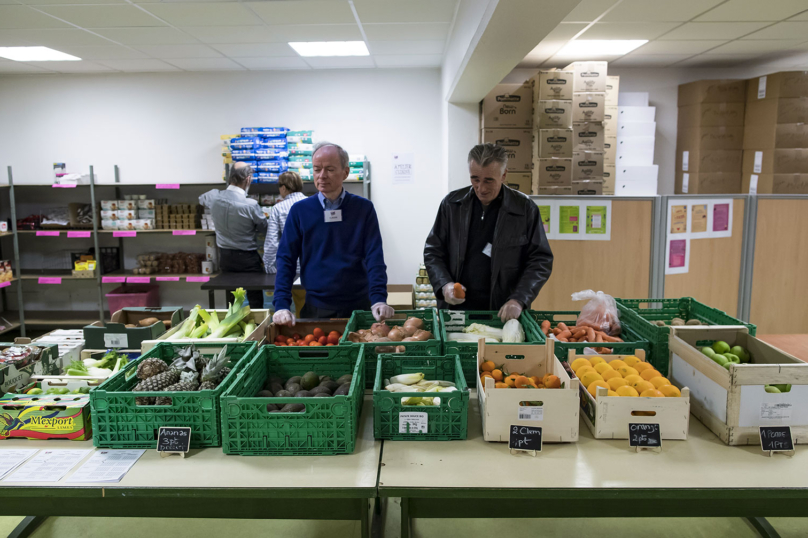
[102,276,126,283]
[186,276,210,283]
[38,277,62,284]
[173,230,196,236]
[67,231,92,238]
[0,281,10,289]
[113,231,137,237]
[127,276,150,284]
[52,184,76,188]
[35,231,60,237]
[156,276,180,282]
[156,183,180,189]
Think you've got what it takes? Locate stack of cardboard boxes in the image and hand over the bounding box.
[675,80,746,194]
[614,91,658,195]
[602,76,619,194]
[742,71,808,194]
[480,81,534,195]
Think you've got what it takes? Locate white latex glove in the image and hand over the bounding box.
[442,283,465,306]
[498,299,523,323]
[273,309,296,326]
[371,302,395,322]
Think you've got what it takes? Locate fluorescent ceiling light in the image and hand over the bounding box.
[289,41,369,57]
[557,40,647,57]
[0,46,81,62]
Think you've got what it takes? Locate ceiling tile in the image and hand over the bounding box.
[742,21,808,40]
[139,3,262,26]
[697,0,808,21]
[363,22,449,41]
[21,0,127,4]
[353,0,456,23]
[373,54,442,67]
[210,42,295,57]
[36,5,165,28]
[164,57,243,70]
[0,6,71,29]
[710,40,803,54]
[56,45,148,60]
[563,0,619,22]
[677,54,755,67]
[549,53,623,64]
[578,22,679,40]
[135,44,222,58]
[633,40,726,54]
[245,1,355,25]
[95,58,179,71]
[0,60,52,72]
[660,22,770,40]
[0,28,114,46]
[236,56,309,69]
[45,60,116,72]
[367,40,444,55]
[304,56,374,68]
[610,53,694,66]
[790,11,808,20]
[600,0,723,22]
[522,24,589,66]
[181,25,274,43]
[94,27,199,45]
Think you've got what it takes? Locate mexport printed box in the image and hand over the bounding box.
[0,393,91,441]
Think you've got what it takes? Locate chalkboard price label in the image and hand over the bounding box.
[509,425,542,454]
[760,426,795,456]
[157,427,191,457]
[629,423,661,450]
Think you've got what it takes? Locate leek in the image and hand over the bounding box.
[243,321,256,338]
[168,306,201,340]
[198,308,219,331]
[208,305,251,339]
[190,321,209,339]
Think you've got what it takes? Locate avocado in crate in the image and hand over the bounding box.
[90,342,256,449]
[340,309,441,388]
[221,345,364,456]
[373,354,469,441]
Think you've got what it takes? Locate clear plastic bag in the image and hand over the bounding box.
[571,289,621,336]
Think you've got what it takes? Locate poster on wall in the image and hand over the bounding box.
[691,204,707,233]
[391,153,414,185]
[664,198,733,275]
[665,238,690,275]
[535,199,611,241]
[670,205,687,234]
[559,205,580,235]
[538,205,551,234]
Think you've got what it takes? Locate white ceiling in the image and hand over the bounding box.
[0,0,459,74]
[521,0,808,69]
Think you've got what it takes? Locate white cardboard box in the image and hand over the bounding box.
[615,177,658,196]
[606,75,620,106]
[617,164,659,182]
[618,106,656,123]
[618,121,656,138]
[619,92,649,106]
[616,136,655,166]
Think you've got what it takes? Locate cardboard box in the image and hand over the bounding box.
[0,393,92,440]
[536,100,572,128]
[678,149,743,174]
[572,150,604,180]
[615,177,658,196]
[604,135,616,164]
[84,307,183,351]
[618,121,655,138]
[743,173,808,194]
[535,70,573,100]
[572,122,604,151]
[142,309,269,353]
[742,149,808,176]
[676,172,741,194]
[618,106,655,123]
[603,164,615,195]
[536,186,573,196]
[615,136,655,166]
[572,92,605,123]
[743,123,808,150]
[387,284,414,310]
[506,172,532,195]
[678,103,745,128]
[745,97,808,125]
[617,164,658,183]
[669,327,808,445]
[678,79,746,106]
[478,341,579,443]
[677,126,745,151]
[571,179,603,195]
[267,319,348,344]
[535,128,573,158]
[481,82,533,129]
[0,341,60,395]
[605,75,620,106]
[535,158,572,186]
[603,105,618,136]
[481,129,532,172]
[747,71,808,101]
[564,61,607,93]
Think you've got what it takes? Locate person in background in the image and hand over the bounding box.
[423,143,553,322]
[264,170,306,274]
[210,162,267,308]
[272,141,394,325]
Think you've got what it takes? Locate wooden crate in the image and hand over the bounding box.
[267,319,349,343]
[669,327,808,446]
[140,309,268,353]
[477,340,579,443]
[574,349,691,440]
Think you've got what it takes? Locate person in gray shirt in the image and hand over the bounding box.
[211,162,268,308]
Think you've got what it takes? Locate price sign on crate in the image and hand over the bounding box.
[509,425,542,456]
[760,426,795,457]
[399,412,427,434]
[629,423,661,452]
[157,427,191,458]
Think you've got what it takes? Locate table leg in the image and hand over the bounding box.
[208,290,215,310]
[746,517,781,538]
[360,497,369,538]
[401,498,410,538]
[8,516,46,538]
[371,496,383,538]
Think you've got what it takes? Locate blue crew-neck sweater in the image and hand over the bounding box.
[273,192,388,311]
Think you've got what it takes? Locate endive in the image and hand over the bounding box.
[389,373,424,385]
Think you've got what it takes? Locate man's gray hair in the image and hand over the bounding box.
[468,143,508,171]
[313,141,350,169]
[228,161,253,185]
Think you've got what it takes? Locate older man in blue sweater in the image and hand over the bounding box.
[272,142,394,325]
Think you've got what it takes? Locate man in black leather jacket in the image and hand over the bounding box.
[424,144,553,322]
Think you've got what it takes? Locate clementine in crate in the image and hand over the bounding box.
[651,377,672,389]
[481,361,495,372]
[543,375,561,389]
[491,369,504,382]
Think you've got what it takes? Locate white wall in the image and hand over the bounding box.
[0,68,443,312]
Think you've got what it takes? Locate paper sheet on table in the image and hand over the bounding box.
[4,449,91,482]
[67,449,145,483]
[0,449,39,480]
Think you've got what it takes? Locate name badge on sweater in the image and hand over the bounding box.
[325,210,342,223]
[483,243,492,257]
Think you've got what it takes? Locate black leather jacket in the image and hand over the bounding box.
[424,185,553,310]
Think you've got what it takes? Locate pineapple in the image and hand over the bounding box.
[198,381,217,391]
[135,396,155,406]
[155,380,199,405]
[135,369,180,392]
[216,367,232,384]
[200,348,229,387]
[136,358,168,380]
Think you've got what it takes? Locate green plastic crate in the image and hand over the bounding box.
[524,310,652,367]
[373,354,469,441]
[90,341,256,449]
[615,297,756,375]
[340,309,441,388]
[439,310,543,386]
[221,345,364,456]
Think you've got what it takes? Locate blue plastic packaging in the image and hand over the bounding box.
[229,137,259,150]
[255,148,289,160]
[241,127,289,138]
[255,160,289,173]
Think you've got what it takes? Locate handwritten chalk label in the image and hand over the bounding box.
[102,276,126,283]
[127,276,150,284]
[157,427,191,454]
[67,231,92,238]
[173,230,196,236]
[36,231,60,237]
[156,277,180,282]
[156,184,180,190]
[629,423,661,448]
[760,426,794,453]
[113,231,136,237]
[186,276,209,283]
[0,281,10,289]
[509,425,542,452]
[38,277,62,284]
[52,184,76,188]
